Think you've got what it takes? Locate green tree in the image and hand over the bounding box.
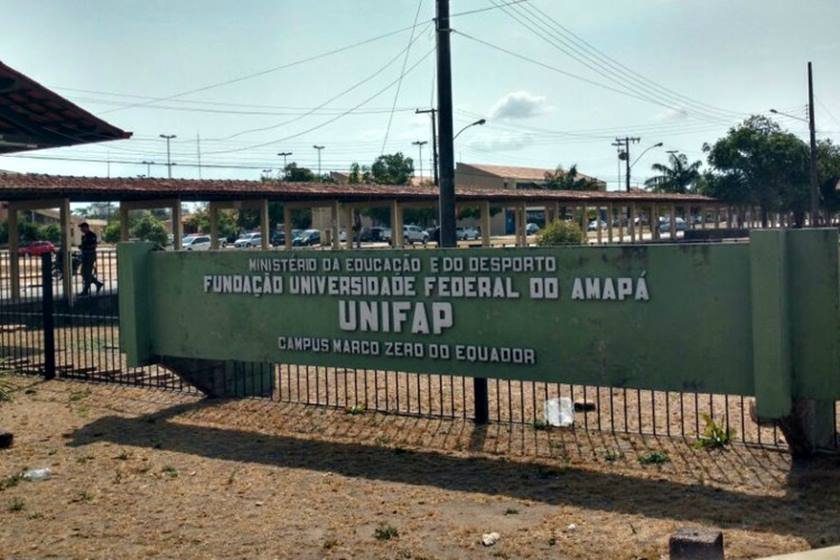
[542,164,602,191]
[349,162,372,184]
[130,214,168,246]
[103,220,121,243]
[536,219,585,246]
[704,115,809,225]
[645,153,702,193]
[370,152,414,185]
[284,162,315,182]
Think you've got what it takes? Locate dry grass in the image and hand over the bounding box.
[1,376,839,559]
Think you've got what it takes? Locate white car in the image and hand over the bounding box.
[457,226,480,240]
[182,235,211,251]
[403,224,429,245]
[587,219,608,231]
[234,232,262,248]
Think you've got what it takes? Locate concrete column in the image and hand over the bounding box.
[618,206,625,243]
[60,198,73,305]
[595,205,603,244]
[553,201,560,226]
[701,206,707,230]
[579,204,587,236]
[651,203,659,240]
[8,207,19,300]
[669,204,677,240]
[259,199,269,250]
[607,202,614,243]
[480,200,491,247]
[715,206,721,229]
[283,206,292,250]
[629,203,636,243]
[119,204,130,242]
[172,201,183,250]
[209,204,220,250]
[342,206,353,249]
[330,201,341,250]
[390,201,404,248]
[514,203,525,247]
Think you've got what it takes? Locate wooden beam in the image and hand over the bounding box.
[172,200,183,250]
[596,205,603,244]
[629,203,636,243]
[331,201,341,250]
[283,206,292,250]
[119,198,180,211]
[60,198,73,306]
[259,199,269,250]
[208,204,220,250]
[607,202,614,243]
[669,204,677,240]
[480,200,491,247]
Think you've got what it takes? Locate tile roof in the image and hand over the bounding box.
[458,162,604,184]
[0,172,716,205]
[0,60,131,154]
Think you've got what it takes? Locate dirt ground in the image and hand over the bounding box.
[1,376,839,559]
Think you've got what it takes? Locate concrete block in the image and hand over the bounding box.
[669,527,724,560]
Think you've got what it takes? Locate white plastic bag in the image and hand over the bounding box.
[22,467,51,481]
[543,397,574,427]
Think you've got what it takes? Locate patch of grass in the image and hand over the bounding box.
[639,451,670,465]
[68,390,90,402]
[694,414,734,450]
[547,537,556,546]
[374,524,399,541]
[115,451,130,461]
[0,359,17,402]
[374,435,391,446]
[162,465,178,478]
[27,512,43,520]
[71,491,93,503]
[323,539,340,550]
[604,449,624,463]
[7,498,24,512]
[76,455,94,464]
[532,419,550,431]
[0,472,23,491]
[346,404,366,415]
[504,508,519,515]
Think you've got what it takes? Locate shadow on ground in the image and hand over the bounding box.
[65,396,840,548]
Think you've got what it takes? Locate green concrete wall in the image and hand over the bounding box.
[118,229,840,418]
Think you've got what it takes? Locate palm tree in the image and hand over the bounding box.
[543,164,602,191]
[645,153,702,193]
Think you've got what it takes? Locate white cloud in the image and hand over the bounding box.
[467,131,535,152]
[655,107,690,121]
[489,91,550,120]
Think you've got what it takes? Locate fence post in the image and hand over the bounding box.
[41,252,55,380]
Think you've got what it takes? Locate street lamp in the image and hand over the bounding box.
[412,140,428,181]
[453,118,486,140]
[313,145,325,179]
[159,134,176,178]
[141,160,155,177]
[629,142,664,169]
[277,151,293,179]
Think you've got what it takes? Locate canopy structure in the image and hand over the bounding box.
[0,60,131,154]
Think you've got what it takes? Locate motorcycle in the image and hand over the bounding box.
[51,250,82,280]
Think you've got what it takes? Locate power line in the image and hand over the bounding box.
[381,0,426,155]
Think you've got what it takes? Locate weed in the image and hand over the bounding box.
[0,472,22,491]
[346,404,366,416]
[162,465,178,478]
[374,524,399,541]
[504,508,519,515]
[28,512,43,520]
[76,455,94,464]
[694,414,734,450]
[115,451,130,461]
[532,419,550,431]
[604,449,624,463]
[0,359,17,402]
[374,435,391,446]
[323,539,340,550]
[71,491,93,503]
[226,469,237,486]
[7,498,24,512]
[639,451,670,465]
[547,537,556,546]
[68,390,90,402]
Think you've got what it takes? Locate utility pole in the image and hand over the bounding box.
[412,140,428,181]
[433,0,487,424]
[808,61,819,226]
[278,151,293,180]
[436,0,456,247]
[196,132,203,180]
[614,137,640,192]
[416,108,439,185]
[142,160,155,177]
[313,145,325,179]
[160,134,176,179]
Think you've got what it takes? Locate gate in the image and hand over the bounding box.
[1,248,837,452]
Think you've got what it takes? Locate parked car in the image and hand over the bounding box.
[587,219,608,231]
[658,217,688,233]
[233,232,262,248]
[292,229,321,246]
[403,224,429,245]
[381,227,392,243]
[182,235,211,251]
[17,240,56,256]
[271,229,303,246]
[526,223,540,235]
[457,226,480,241]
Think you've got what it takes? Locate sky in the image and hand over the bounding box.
[1,0,839,190]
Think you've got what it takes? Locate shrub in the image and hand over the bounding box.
[374,524,399,541]
[130,214,168,247]
[536,219,585,246]
[639,451,670,465]
[694,414,734,449]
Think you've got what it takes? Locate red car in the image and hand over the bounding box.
[17,241,56,256]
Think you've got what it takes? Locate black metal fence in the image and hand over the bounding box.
[1,248,837,451]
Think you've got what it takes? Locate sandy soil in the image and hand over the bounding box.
[1,376,839,559]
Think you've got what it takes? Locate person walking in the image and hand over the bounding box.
[79,222,104,295]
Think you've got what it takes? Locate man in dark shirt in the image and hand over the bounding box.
[79,222,104,295]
